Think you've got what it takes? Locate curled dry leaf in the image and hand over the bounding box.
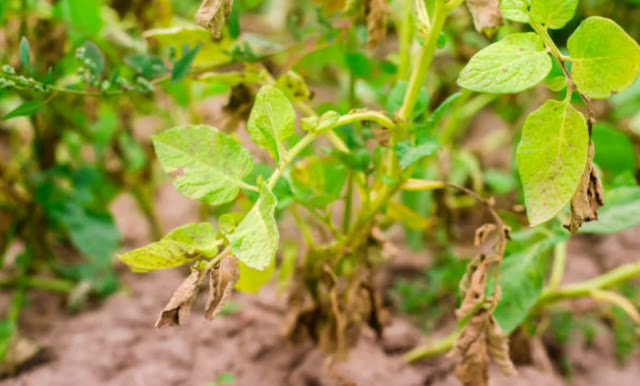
[565,142,604,233]
[486,316,517,375]
[366,0,389,49]
[155,267,207,328]
[452,222,515,385]
[466,0,503,36]
[195,0,234,39]
[204,255,240,320]
[451,311,490,386]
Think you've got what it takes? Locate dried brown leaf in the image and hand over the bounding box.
[565,142,603,233]
[466,0,503,36]
[195,0,234,39]
[457,255,490,318]
[204,255,239,320]
[451,312,490,386]
[486,316,517,375]
[474,223,497,247]
[366,0,389,49]
[155,267,206,328]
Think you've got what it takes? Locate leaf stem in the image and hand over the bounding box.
[537,261,640,305]
[404,330,459,362]
[547,240,567,291]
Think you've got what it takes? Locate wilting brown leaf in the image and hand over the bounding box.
[457,255,490,317]
[466,0,502,36]
[486,316,517,375]
[366,0,389,49]
[0,332,41,376]
[204,255,239,320]
[195,0,234,39]
[565,142,603,233]
[474,223,497,247]
[451,311,489,386]
[155,267,206,328]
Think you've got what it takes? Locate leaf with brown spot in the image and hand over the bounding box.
[366,0,389,49]
[204,255,239,320]
[195,0,234,39]
[155,267,207,328]
[486,316,517,375]
[466,0,503,36]
[565,142,604,233]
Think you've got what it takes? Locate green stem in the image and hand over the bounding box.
[547,240,567,291]
[397,0,414,80]
[0,275,75,293]
[537,261,640,305]
[397,0,448,122]
[404,330,459,362]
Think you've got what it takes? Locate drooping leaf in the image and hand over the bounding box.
[153,125,254,206]
[225,182,278,270]
[195,0,234,39]
[565,142,603,234]
[458,32,552,94]
[205,255,239,320]
[119,223,221,272]
[366,0,389,49]
[2,101,43,121]
[530,0,578,29]
[156,267,206,327]
[567,17,640,99]
[247,85,296,162]
[466,0,503,35]
[19,37,29,68]
[172,43,202,81]
[516,100,589,226]
[580,186,640,234]
[500,0,530,23]
[394,138,439,169]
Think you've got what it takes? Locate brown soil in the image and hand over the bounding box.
[1,181,639,386]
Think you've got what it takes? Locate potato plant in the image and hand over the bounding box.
[2,0,640,383]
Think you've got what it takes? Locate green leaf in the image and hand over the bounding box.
[567,17,640,99]
[387,81,429,120]
[516,100,589,226]
[530,0,577,29]
[120,223,220,272]
[126,53,169,78]
[417,91,462,137]
[226,182,279,271]
[143,26,232,68]
[394,138,439,169]
[83,41,105,76]
[235,257,275,293]
[2,101,43,121]
[172,43,202,81]
[345,52,374,78]
[59,0,102,38]
[247,85,296,162]
[500,0,531,23]
[153,125,254,206]
[493,227,567,333]
[288,155,347,208]
[457,33,552,94]
[580,186,640,234]
[591,123,636,175]
[19,37,29,68]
